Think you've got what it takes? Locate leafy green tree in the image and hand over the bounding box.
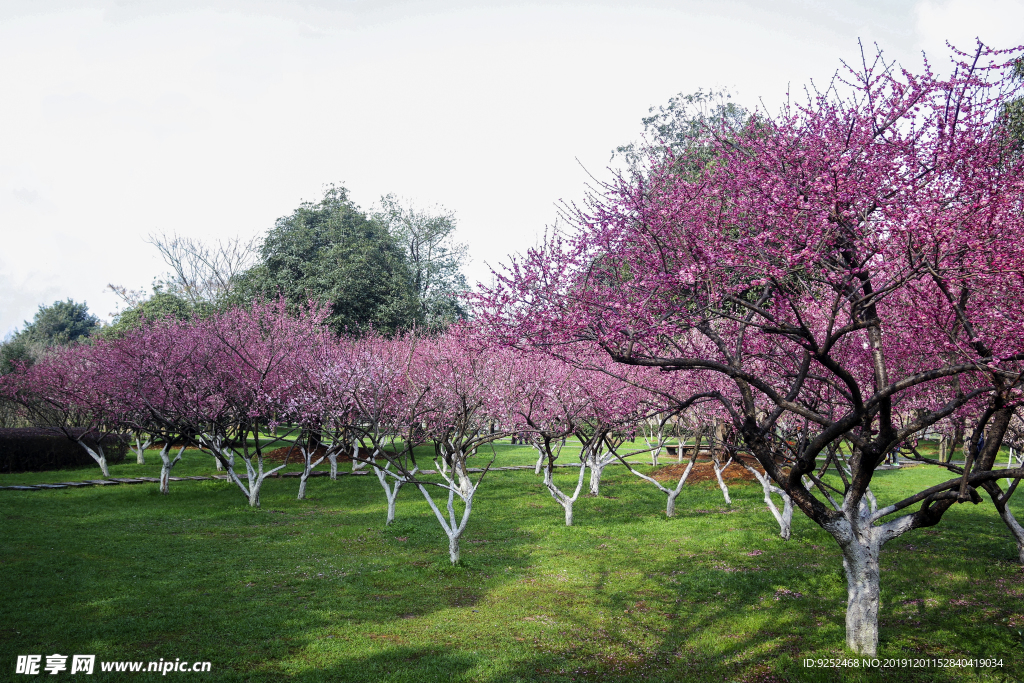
[236,185,418,335]
[0,334,32,376]
[372,195,469,330]
[100,288,199,339]
[0,299,100,374]
[1001,59,1024,151]
[614,89,750,177]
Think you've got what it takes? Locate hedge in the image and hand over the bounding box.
[0,428,127,473]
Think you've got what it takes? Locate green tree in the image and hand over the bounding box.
[1001,58,1024,151]
[614,89,750,177]
[0,299,100,374]
[100,288,199,339]
[372,195,469,330]
[236,185,418,335]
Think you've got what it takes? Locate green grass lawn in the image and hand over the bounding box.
[1,443,1023,682]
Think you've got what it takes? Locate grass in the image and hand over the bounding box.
[1,441,1023,682]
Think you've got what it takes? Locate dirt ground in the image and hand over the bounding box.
[260,445,358,462]
[650,459,759,483]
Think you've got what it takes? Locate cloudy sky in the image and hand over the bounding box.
[1,0,1022,336]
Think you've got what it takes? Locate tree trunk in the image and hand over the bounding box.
[76,440,110,477]
[588,460,604,496]
[840,533,882,656]
[952,416,966,461]
[713,458,733,505]
[158,445,184,495]
[297,451,326,501]
[544,464,586,526]
[746,464,792,539]
[134,435,147,464]
[997,503,1024,564]
[983,481,1024,563]
[666,489,679,517]
[449,533,460,565]
[329,453,338,480]
[374,461,413,525]
[417,482,474,566]
[386,493,399,525]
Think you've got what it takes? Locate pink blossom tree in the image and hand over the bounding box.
[477,43,1024,655]
[402,328,511,563]
[112,301,326,506]
[340,333,430,523]
[0,343,123,477]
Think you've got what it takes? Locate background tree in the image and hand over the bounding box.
[0,299,100,374]
[143,231,259,307]
[1001,58,1024,150]
[372,194,469,329]
[613,88,750,176]
[101,287,197,340]
[237,185,418,335]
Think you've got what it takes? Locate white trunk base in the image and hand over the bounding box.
[544,464,586,526]
[841,537,881,656]
[996,503,1024,563]
[77,440,110,478]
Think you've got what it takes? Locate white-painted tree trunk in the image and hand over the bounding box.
[76,439,110,477]
[351,438,366,472]
[993,493,1024,563]
[201,436,286,507]
[374,457,417,525]
[328,453,338,480]
[245,454,289,507]
[134,434,152,464]
[586,449,615,497]
[712,456,734,505]
[297,443,330,500]
[838,527,882,656]
[543,463,587,526]
[627,457,696,517]
[417,480,475,565]
[158,444,185,494]
[534,447,545,475]
[824,492,915,656]
[1007,448,1018,487]
[744,464,793,539]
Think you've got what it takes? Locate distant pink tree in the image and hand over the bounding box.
[340,333,429,523]
[404,328,511,564]
[111,300,327,506]
[0,343,124,477]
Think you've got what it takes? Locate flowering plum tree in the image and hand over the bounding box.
[338,333,430,523]
[0,343,123,477]
[504,353,591,525]
[403,329,511,563]
[111,301,325,506]
[477,43,1024,655]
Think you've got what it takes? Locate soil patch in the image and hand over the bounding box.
[651,460,758,484]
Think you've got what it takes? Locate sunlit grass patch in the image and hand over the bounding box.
[1,444,1021,681]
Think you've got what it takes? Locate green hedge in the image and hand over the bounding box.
[0,428,127,473]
